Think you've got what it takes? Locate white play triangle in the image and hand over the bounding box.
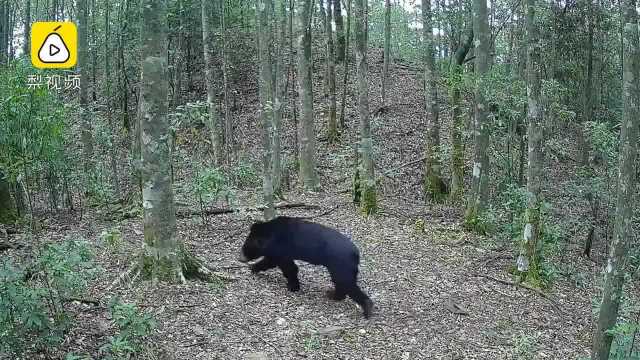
[38,32,70,63]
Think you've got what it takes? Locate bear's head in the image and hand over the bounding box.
[238,221,270,263]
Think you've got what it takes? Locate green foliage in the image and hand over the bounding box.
[512,333,538,360]
[229,160,260,188]
[368,2,422,63]
[100,299,155,360]
[585,121,619,164]
[608,320,640,359]
[100,227,123,250]
[0,239,97,357]
[191,166,235,206]
[0,63,69,198]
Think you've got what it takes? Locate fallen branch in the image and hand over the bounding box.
[176,202,321,218]
[472,273,563,313]
[384,156,427,176]
[66,297,101,306]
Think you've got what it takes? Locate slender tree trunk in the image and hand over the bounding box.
[0,171,17,224]
[422,0,445,202]
[591,1,639,358]
[172,0,183,108]
[272,0,288,196]
[516,0,545,286]
[23,0,31,60]
[319,0,330,98]
[91,0,97,102]
[325,0,338,141]
[105,1,121,196]
[296,0,319,190]
[338,0,351,129]
[201,0,223,165]
[221,0,234,163]
[139,0,184,282]
[382,0,391,107]
[449,21,473,203]
[0,1,6,65]
[333,0,345,62]
[78,0,93,174]
[257,0,276,220]
[464,0,491,229]
[580,6,594,166]
[352,0,376,214]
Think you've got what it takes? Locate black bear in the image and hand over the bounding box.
[238,216,374,318]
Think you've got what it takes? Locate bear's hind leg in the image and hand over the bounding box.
[278,260,300,292]
[250,257,277,273]
[347,286,374,319]
[327,269,348,301]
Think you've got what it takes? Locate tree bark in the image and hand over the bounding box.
[464,0,491,229]
[352,0,376,214]
[591,1,639,358]
[0,172,16,224]
[382,0,391,107]
[449,19,473,202]
[338,0,352,129]
[257,0,276,220]
[580,6,594,166]
[139,0,185,282]
[516,0,545,286]
[78,0,94,174]
[201,0,223,166]
[333,0,345,62]
[296,0,319,190]
[23,0,30,60]
[221,0,234,163]
[325,0,338,141]
[272,0,288,196]
[422,0,445,202]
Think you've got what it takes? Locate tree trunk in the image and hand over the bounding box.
[78,0,94,174]
[139,0,191,283]
[591,1,639,358]
[381,0,391,107]
[23,0,30,60]
[201,0,223,166]
[272,0,288,197]
[105,1,121,197]
[422,0,445,202]
[221,0,234,163]
[325,0,338,141]
[464,0,491,229]
[449,20,473,203]
[258,0,276,220]
[352,0,376,215]
[338,0,352,129]
[516,0,545,286]
[0,172,16,224]
[333,0,345,62]
[296,0,318,190]
[580,8,594,166]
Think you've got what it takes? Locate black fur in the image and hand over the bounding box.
[239,216,373,318]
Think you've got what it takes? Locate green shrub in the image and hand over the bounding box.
[0,239,97,357]
[100,299,155,359]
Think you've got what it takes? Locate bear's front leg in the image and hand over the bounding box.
[278,260,300,292]
[250,257,277,273]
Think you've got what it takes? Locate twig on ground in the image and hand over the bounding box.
[176,202,321,218]
[472,273,564,314]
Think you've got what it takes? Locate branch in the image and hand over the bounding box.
[176,202,321,218]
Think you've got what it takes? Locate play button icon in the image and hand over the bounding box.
[49,44,60,56]
[38,29,70,63]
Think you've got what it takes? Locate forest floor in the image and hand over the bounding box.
[6,47,606,359]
